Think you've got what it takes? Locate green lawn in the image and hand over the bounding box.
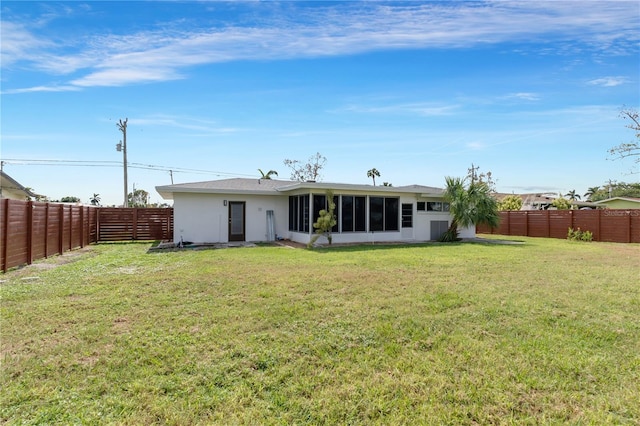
[1,237,639,424]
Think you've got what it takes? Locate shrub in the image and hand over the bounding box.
[567,227,593,242]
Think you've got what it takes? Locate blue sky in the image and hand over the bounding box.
[1,1,638,206]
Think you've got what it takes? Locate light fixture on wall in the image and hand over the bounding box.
[223,200,227,206]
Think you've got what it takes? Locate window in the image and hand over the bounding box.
[341,195,366,232]
[402,203,413,228]
[289,194,309,232]
[341,196,353,232]
[427,201,450,212]
[385,198,399,231]
[417,201,426,211]
[370,197,384,231]
[313,194,339,232]
[369,197,399,232]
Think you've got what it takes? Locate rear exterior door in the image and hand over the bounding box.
[228,202,246,242]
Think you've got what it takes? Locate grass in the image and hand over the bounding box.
[1,236,639,424]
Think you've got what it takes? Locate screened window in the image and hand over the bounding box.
[341,195,366,232]
[289,194,309,232]
[417,201,426,211]
[369,197,399,232]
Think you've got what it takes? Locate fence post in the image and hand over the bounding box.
[58,204,64,255]
[1,199,9,272]
[27,201,33,265]
[80,207,85,248]
[627,211,632,243]
[570,209,575,234]
[596,209,601,242]
[96,208,101,242]
[132,208,138,240]
[546,210,550,237]
[44,203,49,258]
[524,211,528,236]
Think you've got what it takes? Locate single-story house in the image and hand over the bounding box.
[0,171,37,200]
[594,197,640,209]
[156,178,474,245]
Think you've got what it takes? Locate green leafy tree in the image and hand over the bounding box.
[497,194,523,211]
[258,169,278,179]
[382,182,393,187]
[283,152,327,182]
[583,186,600,201]
[564,190,581,201]
[60,196,81,203]
[309,190,337,247]
[367,168,380,186]
[551,197,572,210]
[589,181,640,201]
[128,189,149,207]
[439,176,500,242]
[90,193,101,206]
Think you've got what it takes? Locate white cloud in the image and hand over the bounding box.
[466,141,486,151]
[587,76,629,87]
[341,102,459,117]
[131,115,240,134]
[503,93,541,101]
[2,2,638,90]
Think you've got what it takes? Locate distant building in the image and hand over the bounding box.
[594,197,640,209]
[494,192,599,210]
[0,171,37,200]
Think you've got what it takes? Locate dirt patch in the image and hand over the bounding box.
[0,246,96,281]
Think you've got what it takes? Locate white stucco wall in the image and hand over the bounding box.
[173,193,288,243]
[172,191,475,244]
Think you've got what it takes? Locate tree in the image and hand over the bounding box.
[258,169,278,179]
[439,176,500,242]
[609,107,639,172]
[551,197,572,210]
[467,163,496,192]
[382,182,393,187]
[367,168,380,186]
[497,194,523,211]
[128,189,149,207]
[564,190,581,201]
[90,193,101,206]
[583,186,600,201]
[589,181,640,201]
[60,196,80,203]
[283,152,327,182]
[309,190,337,247]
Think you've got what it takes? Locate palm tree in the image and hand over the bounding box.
[367,168,380,186]
[584,186,600,201]
[564,190,581,201]
[439,176,500,242]
[258,169,278,179]
[90,193,101,206]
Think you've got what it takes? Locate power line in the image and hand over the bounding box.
[1,158,257,178]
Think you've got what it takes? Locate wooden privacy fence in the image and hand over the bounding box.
[1,199,173,272]
[477,209,640,243]
[97,208,173,241]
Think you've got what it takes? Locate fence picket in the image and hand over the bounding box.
[1,200,173,272]
[477,209,640,243]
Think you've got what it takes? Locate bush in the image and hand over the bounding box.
[567,227,593,242]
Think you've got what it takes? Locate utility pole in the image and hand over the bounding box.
[116,118,128,207]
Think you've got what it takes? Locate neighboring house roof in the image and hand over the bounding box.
[0,171,37,200]
[493,192,600,210]
[594,197,640,207]
[156,178,444,200]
